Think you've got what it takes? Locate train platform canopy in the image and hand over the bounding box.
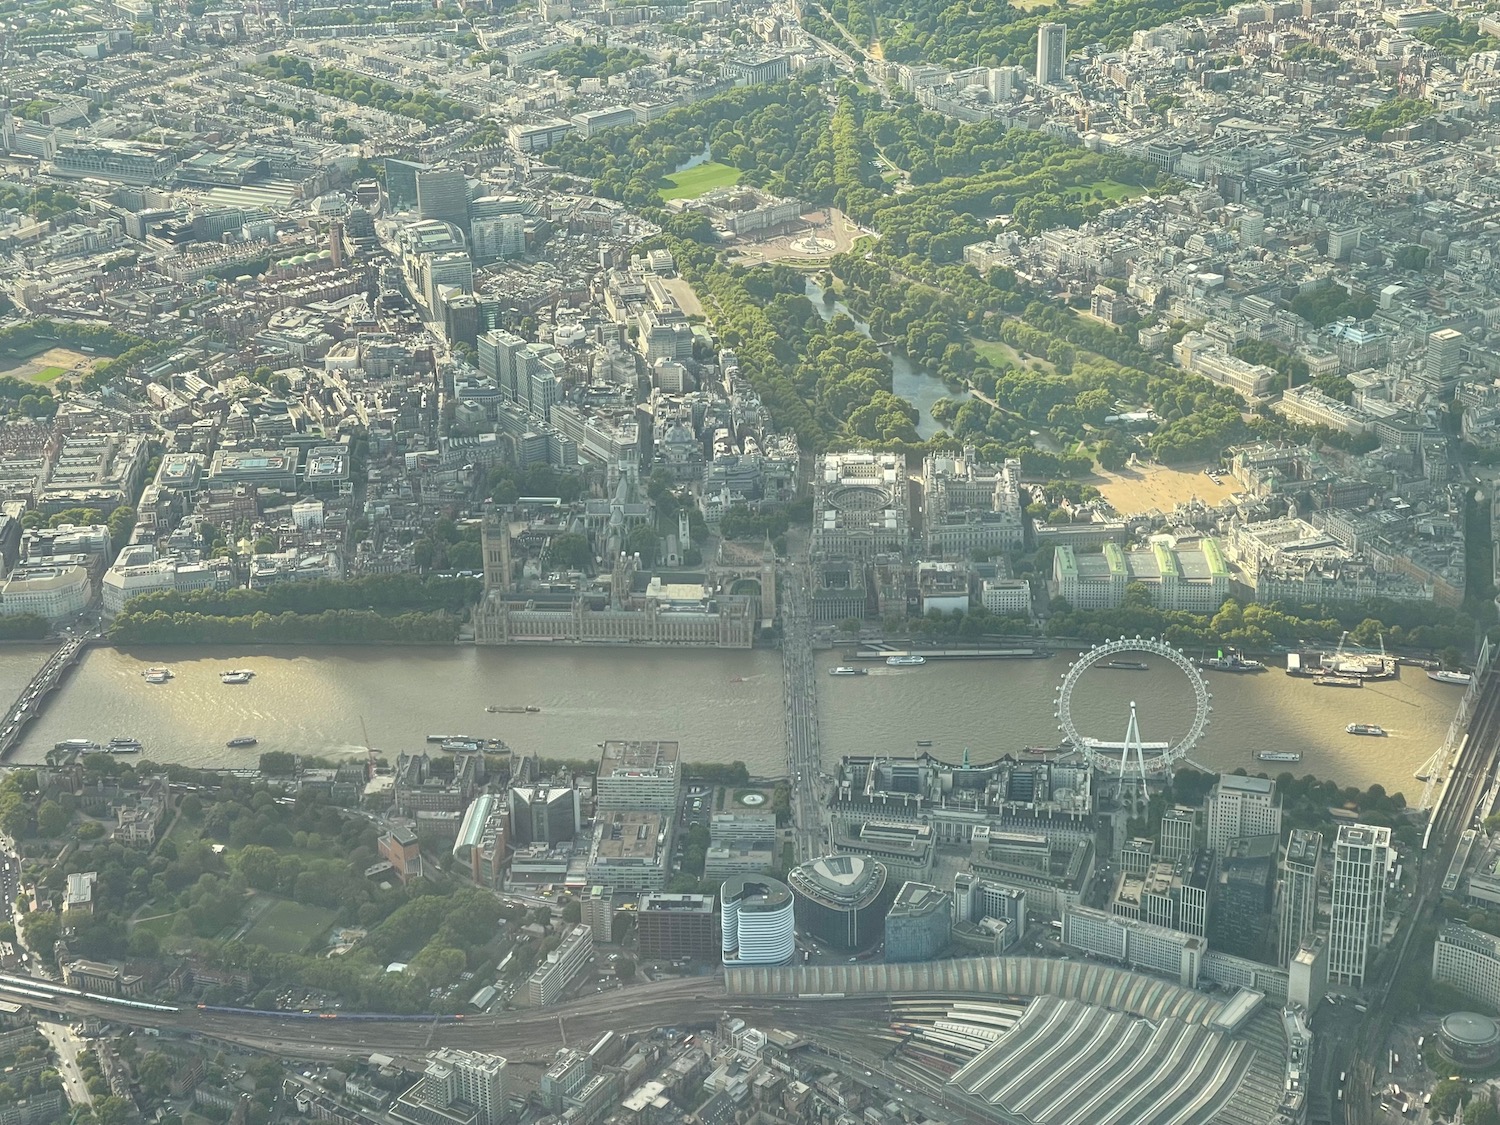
[951,994,1257,1125]
[1210,988,1265,1036]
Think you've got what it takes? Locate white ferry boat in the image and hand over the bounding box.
[828,667,868,676]
[886,655,927,667]
[1257,751,1302,763]
[1346,724,1387,737]
[143,667,173,684]
[220,669,254,685]
[1428,669,1473,686]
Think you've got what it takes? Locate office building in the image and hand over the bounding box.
[1434,923,1500,1015]
[788,854,893,951]
[1288,935,1328,1010]
[1036,22,1068,86]
[403,1049,507,1125]
[951,872,1026,953]
[1205,775,1281,856]
[1159,807,1197,862]
[1427,328,1464,384]
[1052,541,1229,613]
[1061,905,1204,987]
[525,925,593,1007]
[379,827,424,883]
[421,250,473,314]
[585,811,669,892]
[61,958,143,997]
[1328,823,1390,986]
[0,1089,64,1125]
[581,885,615,943]
[1211,835,1276,959]
[1111,852,1212,938]
[709,812,776,848]
[478,329,527,402]
[919,449,1024,557]
[1326,227,1360,261]
[0,564,91,621]
[539,1050,590,1114]
[452,794,507,890]
[704,845,775,880]
[1278,829,1322,968]
[595,740,681,812]
[64,871,96,914]
[1120,837,1155,877]
[416,168,470,229]
[508,785,582,846]
[636,893,720,961]
[721,874,795,966]
[885,881,951,962]
[385,158,429,209]
[471,214,525,263]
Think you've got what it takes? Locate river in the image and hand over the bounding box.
[0,644,1456,799]
[804,279,969,439]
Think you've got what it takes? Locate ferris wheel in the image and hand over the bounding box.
[1054,637,1212,789]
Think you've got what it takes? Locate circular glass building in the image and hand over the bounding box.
[721,874,795,966]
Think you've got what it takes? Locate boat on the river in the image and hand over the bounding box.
[227,736,258,748]
[143,667,172,684]
[1200,651,1264,673]
[485,705,541,713]
[1346,723,1386,736]
[1103,660,1150,671]
[887,655,927,667]
[1257,750,1302,762]
[1313,674,1362,688]
[108,737,143,753]
[220,669,254,685]
[1429,669,1473,686]
[829,667,868,676]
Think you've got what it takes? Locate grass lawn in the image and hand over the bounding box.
[1067,179,1145,203]
[164,816,201,849]
[26,365,65,383]
[973,337,1055,374]
[659,161,740,201]
[131,912,179,939]
[241,897,338,955]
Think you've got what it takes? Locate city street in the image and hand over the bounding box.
[37,1020,93,1108]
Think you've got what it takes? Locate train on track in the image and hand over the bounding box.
[0,973,463,1023]
[0,972,179,1013]
[196,1005,465,1022]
